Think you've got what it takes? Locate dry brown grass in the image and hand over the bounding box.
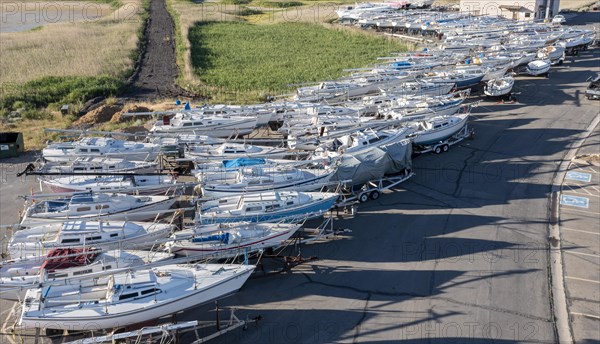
[0,0,144,85]
[0,114,74,150]
[0,99,175,149]
[560,0,598,10]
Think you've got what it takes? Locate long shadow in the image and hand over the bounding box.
[176,268,541,343]
[297,213,514,263]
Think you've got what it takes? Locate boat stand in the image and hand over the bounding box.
[252,214,347,277]
[50,307,262,344]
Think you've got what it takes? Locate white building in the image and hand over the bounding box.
[459,0,560,21]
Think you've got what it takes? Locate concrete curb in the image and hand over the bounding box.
[549,112,600,344]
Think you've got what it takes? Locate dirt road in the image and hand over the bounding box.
[124,0,194,100]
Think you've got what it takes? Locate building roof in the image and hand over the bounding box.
[499,5,533,12]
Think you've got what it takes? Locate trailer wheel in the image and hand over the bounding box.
[359,193,369,203]
[434,146,442,154]
[370,190,380,200]
[442,144,449,152]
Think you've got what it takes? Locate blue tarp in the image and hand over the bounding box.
[192,233,230,244]
[222,158,266,168]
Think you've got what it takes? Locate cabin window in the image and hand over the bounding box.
[141,288,160,296]
[90,149,100,153]
[119,292,139,300]
[73,269,93,275]
[102,265,112,270]
[286,201,294,205]
[109,166,116,169]
[79,149,88,153]
[91,167,102,170]
[61,238,80,244]
[74,167,85,171]
[85,236,102,241]
[218,199,228,204]
[77,207,91,212]
[265,204,280,211]
[183,123,193,127]
[48,273,67,279]
[110,233,119,237]
[193,122,203,126]
[246,206,262,212]
[95,204,110,210]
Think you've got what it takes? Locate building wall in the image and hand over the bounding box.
[459,0,559,20]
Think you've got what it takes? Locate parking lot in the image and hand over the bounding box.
[559,125,600,343]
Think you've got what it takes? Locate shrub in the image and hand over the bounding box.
[221,0,252,4]
[0,76,124,111]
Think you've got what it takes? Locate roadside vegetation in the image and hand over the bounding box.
[0,0,147,148]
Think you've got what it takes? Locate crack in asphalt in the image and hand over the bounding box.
[352,292,372,344]
[452,148,478,197]
[299,272,551,323]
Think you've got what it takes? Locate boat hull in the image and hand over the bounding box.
[20,198,177,227]
[8,225,173,258]
[19,266,254,331]
[169,227,299,258]
[412,114,469,146]
[199,195,338,224]
[41,179,176,196]
[526,61,551,76]
[201,172,333,198]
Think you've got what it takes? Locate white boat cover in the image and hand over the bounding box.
[330,140,412,186]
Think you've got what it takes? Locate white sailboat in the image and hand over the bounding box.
[166,222,302,258]
[20,193,177,227]
[150,113,258,138]
[0,248,172,301]
[42,137,164,163]
[526,60,551,76]
[8,221,174,258]
[408,112,470,146]
[484,75,515,97]
[199,164,336,198]
[19,263,255,330]
[41,174,177,195]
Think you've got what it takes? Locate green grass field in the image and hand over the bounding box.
[189,22,407,102]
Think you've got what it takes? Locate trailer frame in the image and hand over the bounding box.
[413,124,474,156]
[336,169,415,206]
